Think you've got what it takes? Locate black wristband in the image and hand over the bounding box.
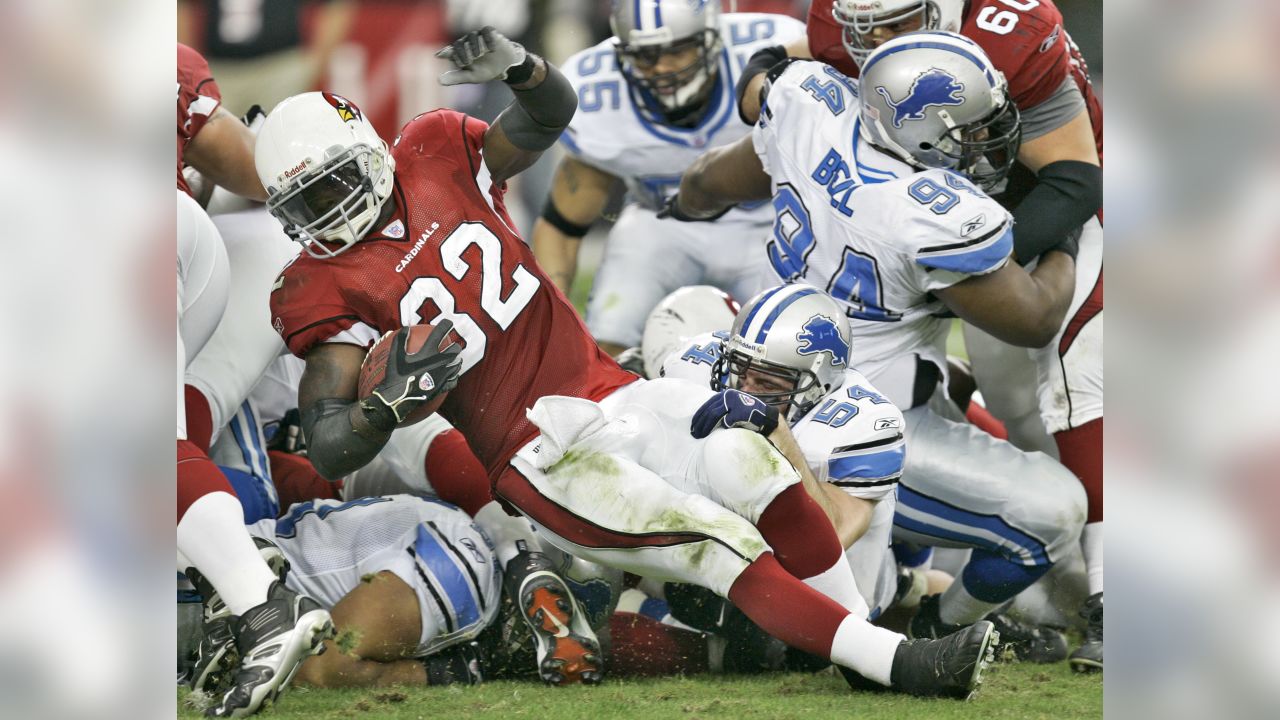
[503,54,538,86]
[736,45,789,124]
[541,197,592,237]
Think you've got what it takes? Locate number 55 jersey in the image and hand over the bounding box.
[269,109,636,478]
[753,61,1014,407]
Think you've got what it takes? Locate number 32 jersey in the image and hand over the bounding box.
[753,61,1014,403]
[269,110,636,478]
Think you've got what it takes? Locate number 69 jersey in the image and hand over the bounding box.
[660,332,905,503]
[269,110,636,478]
[753,61,1015,405]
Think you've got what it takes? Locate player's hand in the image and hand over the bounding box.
[437,27,529,87]
[690,389,780,439]
[657,193,732,223]
[360,322,463,429]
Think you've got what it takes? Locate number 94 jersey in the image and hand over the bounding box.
[660,332,905,502]
[753,61,1014,398]
[269,110,635,479]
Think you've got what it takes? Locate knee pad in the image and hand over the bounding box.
[1017,453,1088,562]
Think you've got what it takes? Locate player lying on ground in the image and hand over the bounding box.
[668,32,1084,664]
[260,25,999,700]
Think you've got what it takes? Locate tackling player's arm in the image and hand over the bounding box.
[934,250,1076,348]
[184,106,268,201]
[531,157,620,292]
[296,571,428,688]
[670,134,772,220]
[1010,104,1102,263]
[735,37,812,125]
[435,27,577,185]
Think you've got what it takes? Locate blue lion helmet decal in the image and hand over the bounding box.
[796,315,848,367]
[875,67,966,129]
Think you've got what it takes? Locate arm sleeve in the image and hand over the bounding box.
[896,172,1015,292]
[177,43,223,143]
[795,399,906,503]
[751,60,826,176]
[1020,76,1087,142]
[269,266,364,358]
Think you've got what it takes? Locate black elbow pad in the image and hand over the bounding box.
[1011,160,1102,263]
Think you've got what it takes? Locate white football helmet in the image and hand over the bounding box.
[641,285,740,379]
[610,0,724,126]
[832,0,964,67]
[255,92,395,258]
[714,284,852,424]
[859,31,1021,189]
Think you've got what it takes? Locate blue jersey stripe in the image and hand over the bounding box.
[915,226,1012,274]
[754,287,819,343]
[828,445,906,481]
[414,525,481,628]
[896,486,1049,565]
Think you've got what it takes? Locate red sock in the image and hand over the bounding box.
[1055,418,1103,522]
[183,385,215,454]
[423,429,492,516]
[177,439,236,524]
[607,612,709,677]
[727,552,846,659]
[754,483,843,579]
[269,450,341,510]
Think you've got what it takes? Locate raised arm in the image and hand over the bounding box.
[437,27,577,185]
[667,133,772,221]
[934,250,1076,348]
[531,156,620,292]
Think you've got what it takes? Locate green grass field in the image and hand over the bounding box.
[179,662,1100,719]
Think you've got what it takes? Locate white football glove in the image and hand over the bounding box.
[437,26,528,87]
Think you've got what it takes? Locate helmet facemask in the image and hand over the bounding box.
[266,141,391,258]
[712,342,825,424]
[615,29,722,128]
[836,1,941,67]
[929,99,1022,190]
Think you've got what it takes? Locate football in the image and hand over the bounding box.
[358,324,452,426]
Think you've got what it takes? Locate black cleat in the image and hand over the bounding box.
[186,538,291,695]
[424,640,488,685]
[890,621,999,699]
[206,581,333,718]
[504,551,603,685]
[911,594,1067,664]
[1069,592,1103,673]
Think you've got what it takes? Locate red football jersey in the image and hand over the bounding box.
[807,0,1102,160]
[270,109,637,478]
[177,43,223,196]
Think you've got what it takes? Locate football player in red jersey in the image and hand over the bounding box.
[177,43,336,719]
[261,26,1001,699]
[735,0,1104,670]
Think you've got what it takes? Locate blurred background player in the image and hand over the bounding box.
[670,32,1084,663]
[177,43,333,719]
[737,2,1105,667]
[532,0,805,356]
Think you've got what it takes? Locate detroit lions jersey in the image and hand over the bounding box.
[752,60,1014,402]
[560,12,804,216]
[248,494,501,656]
[660,331,905,502]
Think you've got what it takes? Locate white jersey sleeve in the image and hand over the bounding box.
[752,60,859,177]
[791,370,906,502]
[658,330,728,386]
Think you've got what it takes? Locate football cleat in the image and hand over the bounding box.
[1069,592,1103,673]
[205,581,334,718]
[423,640,488,686]
[186,538,291,695]
[504,551,603,685]
[910,593,1067,664]
[887,621,999,699]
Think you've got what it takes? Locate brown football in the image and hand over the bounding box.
[358,324,450,426]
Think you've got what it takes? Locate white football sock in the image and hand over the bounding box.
[938,579,1002,626]
[1082,522,1103,595]
[804,558,870,619]
[473,500,541,569]
[829,615,905,686]
[177,491,277,615]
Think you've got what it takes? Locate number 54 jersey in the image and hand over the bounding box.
[753,61,1015,406]
[269,110,636,478]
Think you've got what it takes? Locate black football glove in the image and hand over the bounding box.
[360,321,463,431]
[657,193,733,223]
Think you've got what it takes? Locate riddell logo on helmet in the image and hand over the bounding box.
[281,160,309,181]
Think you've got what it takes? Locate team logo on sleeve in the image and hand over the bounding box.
[322,92,363,123]
[796,315,849,366]
[875,68,965,129]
